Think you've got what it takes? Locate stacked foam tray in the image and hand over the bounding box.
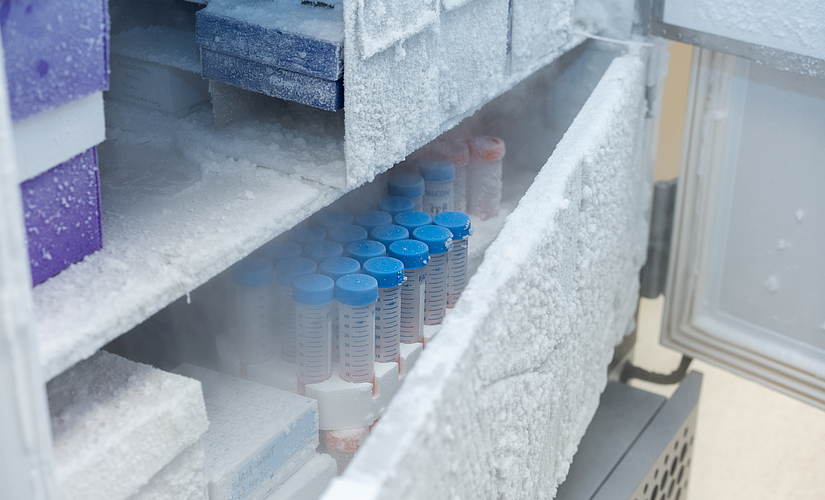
[47,351,210,500]
[195,0,344,111]
[1,0,108,285]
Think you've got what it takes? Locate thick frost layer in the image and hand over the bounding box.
[205,0,343,42]
[325,48,651,499]
[342,0,581,189]
[129,443,207,500]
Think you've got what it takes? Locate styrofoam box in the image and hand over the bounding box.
[172,364,319,500]
[48,351,208,500]
[129,442,208,500]
[108,54,210,116]
[264,453,337,500]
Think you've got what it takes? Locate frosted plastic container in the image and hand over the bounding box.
[362,257,405,363]
[388,240,429,343]
[304,240,344,264]
[434,212,473,309]
[369,224,410,248]
[328,224,369,247]
[315,210,352,232]
[412,225,453,326]
[419,161,455,217]
[290,224,327,245]
[467,136,505,220]
[428,140,470,213]
[394,210,432,234]
[354,211,393,233]
[335,274,379,383]
[387,173,425,211]
[276,257,317,362]
[293,274,335,388]
[346,240,387,266]
[378,196,415,218]
[232,257,276,364]
[319,257,362,363]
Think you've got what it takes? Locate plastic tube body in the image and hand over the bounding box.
[446,237,468,308]
[278,283,298,361]
[423,251,449,325]
[339,303,375,383]
[234,281,276,364]
[399,266,427,342]
[296,302,333,384]
[375,286,400,362]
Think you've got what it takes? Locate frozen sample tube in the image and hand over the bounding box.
[387,173,425,211]
[329,224,369,247]
[262,240,302,265]
[319,257,362,363]
[276,257,317,362]
[394,210,432,234]
[293,274,335,388]
[378,196,415,219]
[346,240,387,266]
[362,257,404,363]
[354,211,393,233]
[335,274,379,383]
[467,136,505,220]
[304,240,344,264]
[315,209,352,232]
[434,212,472,309]
[388,240,429,343]
[428,140,470,213]
[290,224,327,245]
[419,161,455,218]
[370,224,410,248]
[412,225,453,326]
[232,257,276,364]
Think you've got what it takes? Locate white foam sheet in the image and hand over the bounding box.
[129,443,208,500]
[324,48,652,499]
[265,454,337,500]
[48,351,208,500]
[341,0,580,189]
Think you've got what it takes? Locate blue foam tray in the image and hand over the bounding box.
[201,49,343,111]
[196,7,342,81]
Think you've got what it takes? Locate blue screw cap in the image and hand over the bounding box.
[290,225,326,245]
[293,274,335,305]
[433,211,472,240]
[315,210,353,232]
[276,257,317,287]
[388,240,429,270]
[370,224,410,247]
[418,161,455,182]
[394,211,432,232]
[362,257,405,288]
[388,173,425,199]
[261,240,302,264]
[335,274,379,306]
[232,257,273,288]
[328,224,368,246]
[346,240,387,265]
[354,211,393,232]
[412,225,453,255]
[319,257,362,281]
[304,240,344,264]
[378,196,415,218]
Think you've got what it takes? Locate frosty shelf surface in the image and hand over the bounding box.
[33,101,346,381]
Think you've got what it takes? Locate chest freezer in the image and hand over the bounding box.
[0,0,823,498]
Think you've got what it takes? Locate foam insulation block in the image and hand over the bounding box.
[129,443,208,500]
[264,454,337,500]
[510,0,574,74]
[172,364,319,500]
[48,351,208,500]
[21,147,102,286]
[0,0,108,123]
[325,48,653,499]
[196,0,343,80]
[398,342,423,377]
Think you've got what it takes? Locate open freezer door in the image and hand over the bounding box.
[649,0,825,76]
[661,47,825,409]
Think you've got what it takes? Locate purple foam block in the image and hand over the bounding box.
[0,0,109,123]
[21,148,103,286]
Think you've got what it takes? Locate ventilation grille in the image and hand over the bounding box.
[631,406,697,500]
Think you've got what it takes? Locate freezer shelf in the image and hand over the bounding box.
[325,43,659,498]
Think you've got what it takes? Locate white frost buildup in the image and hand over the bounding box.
[764,275,780,293]
[324,48,651,499]
[48,351,208,500]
